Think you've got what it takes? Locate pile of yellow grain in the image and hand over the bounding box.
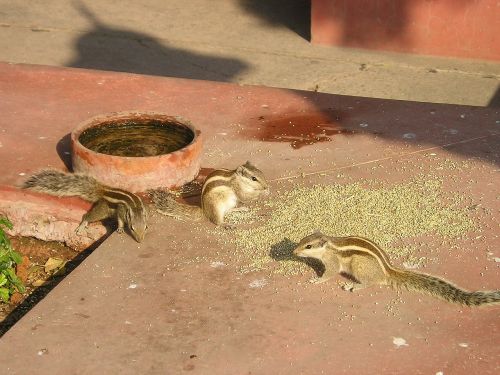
[208,176,475,275]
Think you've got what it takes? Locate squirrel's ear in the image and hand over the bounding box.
[236,165,245,175]
[244,161,254,168]
[319,237,328,247]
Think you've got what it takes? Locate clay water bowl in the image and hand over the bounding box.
[71,111,202,192]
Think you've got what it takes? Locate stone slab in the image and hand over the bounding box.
[0,63,499,374]
[0,0,499,106]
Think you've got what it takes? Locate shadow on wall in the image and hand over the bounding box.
[311,0,472,48]
[488,86,500,108]
[67,2,248,82]
[238,0,311,41]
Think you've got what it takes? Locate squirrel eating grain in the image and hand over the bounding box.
[149,161,269,227]
[294,232,500,306]
[23,169,148,242]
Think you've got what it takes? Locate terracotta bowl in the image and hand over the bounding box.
[71,111,202,192]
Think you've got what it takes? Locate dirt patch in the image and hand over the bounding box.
[10,236,77,264]
[0,236,88,336]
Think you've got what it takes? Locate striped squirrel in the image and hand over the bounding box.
[294,232,500,306]
[23,169,147,242]
[149,161,269,227]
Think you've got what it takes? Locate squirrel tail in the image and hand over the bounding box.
[148,189,203,221]
[22,169,103,202]
[389,269,500,306]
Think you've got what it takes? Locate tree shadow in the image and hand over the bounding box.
[237,0,311,41]
[322,0,410,47]
[310,0,472,49]
[238,0,473,49]
[67,2,248,82]
[488,86,500,108]
[243,92,500,166]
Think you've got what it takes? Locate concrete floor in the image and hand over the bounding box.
[0,1,499,374]
[0,62,499,374]
[0,0,499,106]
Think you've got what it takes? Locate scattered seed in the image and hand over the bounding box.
[206,175,476,275]
[392,337,409,348]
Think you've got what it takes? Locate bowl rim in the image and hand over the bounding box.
[71,110,201,160]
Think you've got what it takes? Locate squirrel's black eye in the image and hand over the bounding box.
[251,176,258,181]
[305,245,312,249]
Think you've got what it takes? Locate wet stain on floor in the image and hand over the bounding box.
[244,110,354,149]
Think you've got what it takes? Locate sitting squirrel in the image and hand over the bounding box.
[23,169,147,242]
[294,232,500,306]
[149,161,269,227]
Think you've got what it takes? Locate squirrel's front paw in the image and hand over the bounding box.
[341,281,355,292]
[116,227,124,234]
[75,222,87,236]
[309,277,330,284]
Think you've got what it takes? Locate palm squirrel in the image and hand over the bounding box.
[23,169,147,242]
[149,161,269,226]
[294,232,500,306]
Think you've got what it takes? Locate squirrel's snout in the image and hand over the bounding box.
[131,229,146,243]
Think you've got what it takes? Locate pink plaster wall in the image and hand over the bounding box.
[311,0,500,61]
